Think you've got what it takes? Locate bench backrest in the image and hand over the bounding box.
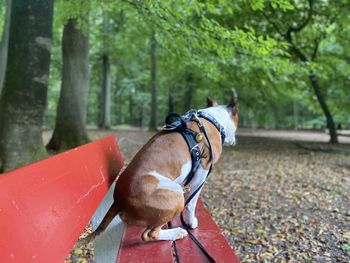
[0,136,124,263]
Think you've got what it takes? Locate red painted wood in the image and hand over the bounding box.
[0,136,124,263]
[170,199,241,263]
[116,198,240,263]
[116,225,174,263]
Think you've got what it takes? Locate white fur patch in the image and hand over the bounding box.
[149,171,183,194]
[157,227,188,241]
[174,161,191,184]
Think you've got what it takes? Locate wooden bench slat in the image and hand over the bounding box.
[0,136,124,263]
[116,225,174,263]
[116,198,240,263]
[170,199,240,263]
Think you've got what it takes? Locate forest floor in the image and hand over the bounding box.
[62,128,350,263]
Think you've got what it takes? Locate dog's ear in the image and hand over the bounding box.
[207,97,214,107]
[228,89,238,114]
[207,97,218,107]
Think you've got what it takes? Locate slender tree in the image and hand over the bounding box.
[149,31,158,131]
[262,0,339,143]
[98,7,125,129]
[128,89,134,125]
[0,0,11,94]
[47,18,90,152]
[99,54,112,128]
[0,0,54,172]
[98,9,112,129]
[183,71,193,111]
[168,90,174,114]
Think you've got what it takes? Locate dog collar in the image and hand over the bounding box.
[197,111,226,145]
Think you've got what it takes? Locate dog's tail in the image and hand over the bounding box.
[75,202,120,247]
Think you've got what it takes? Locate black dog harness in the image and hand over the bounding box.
[163,110,226,262]
[164,110,225,187]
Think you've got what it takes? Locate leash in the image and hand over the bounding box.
[180,165,215,263]
[180,114,216,263]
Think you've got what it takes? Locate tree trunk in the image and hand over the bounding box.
[286,36,338,144]
[293,98,299,130]
[183,71,193,112]
[47,18,90,152]
[99,54,111,129]
[128,89,133,125]
[116,90,122,125]
[138,103,144,128]
[0,0,11,94]
[149,32,158,131]
[168,90,174,114]
[309,73,338,143]
[0,0,54,172]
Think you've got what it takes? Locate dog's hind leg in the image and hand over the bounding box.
[142,225,188,241]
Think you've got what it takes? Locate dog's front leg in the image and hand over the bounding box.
[182,165,209,229]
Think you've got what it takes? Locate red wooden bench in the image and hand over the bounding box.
[0,136,124,262]
[0,135,240,263]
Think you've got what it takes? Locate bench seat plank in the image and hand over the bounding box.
[0,136,124,263]
[116,198,240,263]
[116,225,174,263]
[170,199,240,263]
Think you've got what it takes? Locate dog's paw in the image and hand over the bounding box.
[176,228,188,239]
[158,227,188,241]
[183,213,199,229]
[187,216,198,229]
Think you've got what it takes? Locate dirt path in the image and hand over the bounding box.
[237,128,350,144]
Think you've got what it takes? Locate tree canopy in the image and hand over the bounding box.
[0,0,348,170]
[51,0,349,132]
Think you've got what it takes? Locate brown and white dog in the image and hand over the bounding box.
[80,93,238,244]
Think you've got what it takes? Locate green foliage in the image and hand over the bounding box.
[33,0,350,129]
[55,0,90,33]
[0,0,5,36]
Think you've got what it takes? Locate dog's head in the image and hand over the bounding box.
[205,89,239,145]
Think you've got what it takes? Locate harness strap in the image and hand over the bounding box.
[182,129,201,186]
[180,116,217,262]
[198,111,226,145]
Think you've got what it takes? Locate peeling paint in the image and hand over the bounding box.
[99,167,105,177]
[75,180,105,205]
[12,200,19,211]
[73,168,106,207]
